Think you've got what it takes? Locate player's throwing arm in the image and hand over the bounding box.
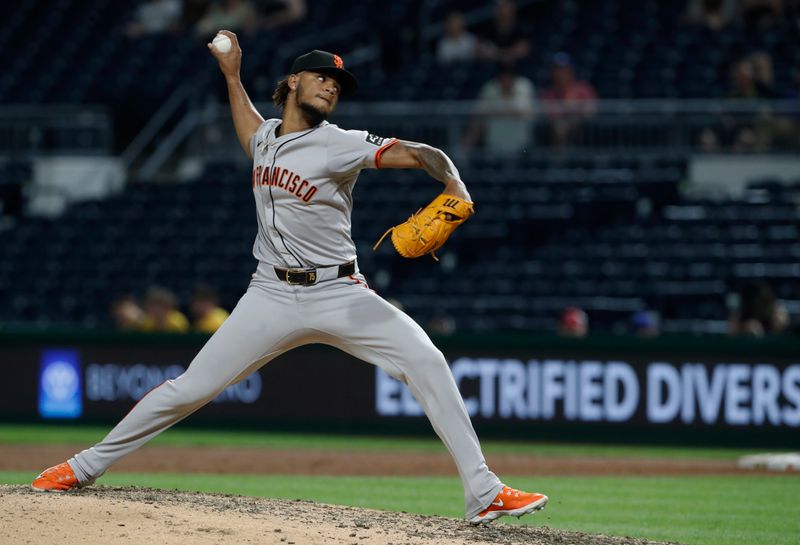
[208,30,264,159]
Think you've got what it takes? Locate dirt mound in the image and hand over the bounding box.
[1,485,679,545]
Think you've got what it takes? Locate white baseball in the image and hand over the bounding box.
[212,33,232,53]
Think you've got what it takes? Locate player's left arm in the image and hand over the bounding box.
[379,140,472,202]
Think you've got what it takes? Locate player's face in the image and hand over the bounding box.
[295,71,341,116]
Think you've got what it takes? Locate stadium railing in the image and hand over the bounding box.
[165,99,800,170]
[0,105,112,156]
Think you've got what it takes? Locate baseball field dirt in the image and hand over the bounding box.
[1,485,678,545]
[2,443,774,544]
[0,443,756,476]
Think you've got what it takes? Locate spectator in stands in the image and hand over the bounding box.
[558,307,588,337]
[125,0,183,37]
[437,12,478,64]
[631,310,660,337]
[461,62,536,155]
[728,281,789,336]
[541,52,598,149]
[698,51,776,153]
[723,53,777,152]
[196,0,258,35]
[683,0,737,30]
[745,54,800,151]
[110,295,146,331]
[477,0,530,63]
[140,286,190,333]
[729,54,775,99]
[189,285,230,333]
[697,127,722,152]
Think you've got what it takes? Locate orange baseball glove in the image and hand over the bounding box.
[373,194,474,260]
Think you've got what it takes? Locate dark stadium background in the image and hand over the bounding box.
[1,0,799,444]
[1,0,799,336]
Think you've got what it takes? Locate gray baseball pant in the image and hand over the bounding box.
[69,262,503,518]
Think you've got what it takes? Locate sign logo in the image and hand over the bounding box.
[365,133,385,146]
[333,54,344,69]
[39,349,82,419]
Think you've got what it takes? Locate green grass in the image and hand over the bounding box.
[3,471,798,545]
[0,424,780,460]
[4,424,798,544]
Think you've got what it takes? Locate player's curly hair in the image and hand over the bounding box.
[272,77,290,109]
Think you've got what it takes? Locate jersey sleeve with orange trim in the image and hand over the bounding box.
[325,126,396,174]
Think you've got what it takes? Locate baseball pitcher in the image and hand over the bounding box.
[32,30,548,524]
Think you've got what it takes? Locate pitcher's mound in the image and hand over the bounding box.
[0,485,678,545]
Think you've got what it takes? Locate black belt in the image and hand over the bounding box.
[274,261,355,286]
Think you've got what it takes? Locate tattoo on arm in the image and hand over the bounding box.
[404,142,461,184]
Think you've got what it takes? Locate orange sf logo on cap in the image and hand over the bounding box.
[333,55,344,69]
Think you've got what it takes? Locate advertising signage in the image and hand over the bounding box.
[376,358,800,428]
[0,342,373,424]
[1,332,798,445]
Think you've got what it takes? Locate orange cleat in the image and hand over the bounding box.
[31,462,80,492]
[469,485,548,524]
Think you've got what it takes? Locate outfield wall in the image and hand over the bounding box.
[1,329,798,446]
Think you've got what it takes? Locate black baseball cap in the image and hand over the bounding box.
[289,50,358,95]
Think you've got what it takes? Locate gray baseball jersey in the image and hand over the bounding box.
[249,119,396,267]
[66,120,504,519]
